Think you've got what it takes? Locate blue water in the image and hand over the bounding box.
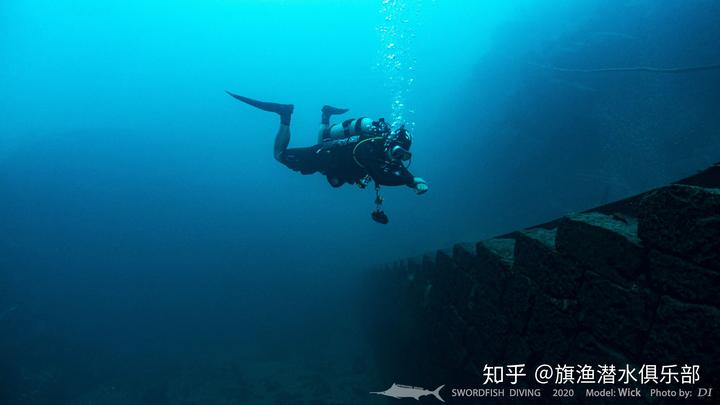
[1,1,719,403]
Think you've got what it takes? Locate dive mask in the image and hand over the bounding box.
[389,145,412,161]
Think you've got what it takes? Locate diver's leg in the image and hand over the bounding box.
[225,91,294,162]
[317,105,349,142]
[317,123,329,143]
[274,124,290,162]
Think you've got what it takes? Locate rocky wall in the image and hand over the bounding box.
[365,164,720,402]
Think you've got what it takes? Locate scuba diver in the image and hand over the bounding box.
[226,92,428,224]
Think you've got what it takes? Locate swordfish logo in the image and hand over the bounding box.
[371,383,445,402]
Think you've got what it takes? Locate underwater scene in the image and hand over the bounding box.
[2,0,720,404]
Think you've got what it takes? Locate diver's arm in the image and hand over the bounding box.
[397,166,428,194]
[370,164,428,194]
[413,177,428,194]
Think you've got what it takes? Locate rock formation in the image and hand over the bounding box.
[364,163,720,402]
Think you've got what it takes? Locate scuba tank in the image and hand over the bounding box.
[322,117,395,141]
[318,118,392,161]
[323,117,374,140]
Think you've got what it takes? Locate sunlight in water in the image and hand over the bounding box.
[377,0,422,131]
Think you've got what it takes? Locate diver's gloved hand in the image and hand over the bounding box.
[414,177,428,195]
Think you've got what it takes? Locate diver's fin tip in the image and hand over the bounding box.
[226,90,241,100]
[226,92,293,117]
[322,105,349,116]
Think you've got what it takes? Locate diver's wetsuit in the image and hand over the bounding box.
[225,92,425,192]
[279,133,416,188]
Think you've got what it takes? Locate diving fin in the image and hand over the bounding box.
[226,91,294,124]
[322,105,349,116]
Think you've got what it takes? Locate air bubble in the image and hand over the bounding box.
[377,0,419,132]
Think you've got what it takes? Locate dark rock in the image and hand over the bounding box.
[445,305,468,345]
[423,285,446,326]
[499,334,532,364]
[556,212,645,286]
[422,252,436,268]
[434,249,455,298]
[460,239,514,311]
[638,185,720,271]
[405,257,429,307]
[477,238,515,270]
[366,165,720,394]
[428,320,468,371]
[449,244,478,313]
[570,331,630,368]
[648,250,720,307]
[420,253,437,286]
[521,227,556,248]
[513,228,583,298]
[466,277,503,323]
[525,293,577,363]
[501,272,536,334]
[452,271,476,320]
[577,271,658,356]
[643,296,720,385]
[461,360,483,380]
[453,242,477,271]
[465,298,509,364]
[415,254,446,320]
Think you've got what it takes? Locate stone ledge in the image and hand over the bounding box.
[638,184,720,271]
[478,238,515,269]
[513,228,583,299]
[556,212,646,287]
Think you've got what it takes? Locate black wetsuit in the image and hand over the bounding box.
[279,135,416,188]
